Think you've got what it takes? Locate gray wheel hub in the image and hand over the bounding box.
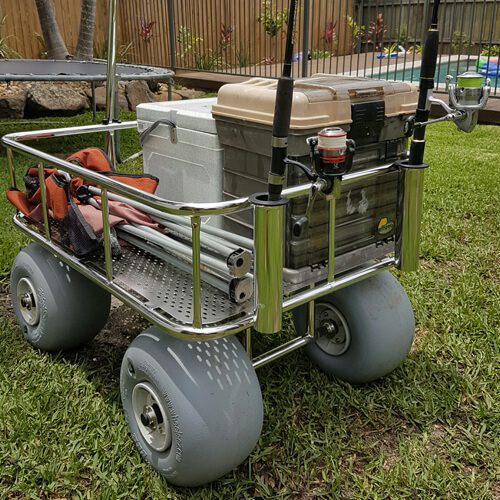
[16,277,40,326]
[315,302,351,356]
[132,381,172,452]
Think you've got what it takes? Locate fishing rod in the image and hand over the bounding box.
[407,0,441,167]
[397,0,490,271]
[267,0,299,201]
[251,0,299,334]
[397,1,441,272]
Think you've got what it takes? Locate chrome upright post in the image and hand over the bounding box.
[100,189,114,281]
[105,0,119,167]
[191,215,202,329]
[251,193,288,334]
[396,166,426,272]
[7,148,16,189]
[327,178,341,282]
[37,163,51,241]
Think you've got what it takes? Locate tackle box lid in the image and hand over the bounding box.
[137,97,218,134]
[212,74,418,129]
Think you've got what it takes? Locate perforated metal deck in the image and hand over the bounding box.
[15,217,254,328]
[88,245,253,326]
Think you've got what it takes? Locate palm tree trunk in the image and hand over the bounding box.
[35,0,69,59]
[75,0,97,61]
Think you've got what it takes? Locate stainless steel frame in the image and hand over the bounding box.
[251,194,288,335]
[2,121,410,367]
[396,166,425,272]
[105,0,119,167]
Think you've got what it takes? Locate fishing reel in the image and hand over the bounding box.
[308,127,356,179]
[286,128,356,238]
[446,71,491,132]
[408,71,491,134]
[284,127,356,189]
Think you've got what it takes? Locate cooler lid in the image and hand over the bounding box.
[212,74,418,129]
[137,97,218,134]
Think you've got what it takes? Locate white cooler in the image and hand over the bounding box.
[137,98,223,206]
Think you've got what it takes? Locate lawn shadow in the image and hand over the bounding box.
[60,302,149,400]
[1,287,148,403]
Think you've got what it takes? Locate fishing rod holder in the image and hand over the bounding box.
[395,160,427,272]
[250,193,289,334]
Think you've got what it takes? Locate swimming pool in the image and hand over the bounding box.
[372,58,499,92]
[346,56,498,92]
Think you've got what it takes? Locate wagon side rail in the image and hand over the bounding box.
[2,122,398,354]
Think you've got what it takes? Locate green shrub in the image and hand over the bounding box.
[310,49,332,60]
[257,0,288,38]
[480,45,500,57]
[235,48,251,68]
[93,40,133,63]
[0,16,20,59]
[451,31,472,54]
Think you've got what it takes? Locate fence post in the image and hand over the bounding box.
[301,0,310,78]
[167,0,176,71]
[357,0,364,55]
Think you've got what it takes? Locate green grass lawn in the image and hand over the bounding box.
[0,112,498,499]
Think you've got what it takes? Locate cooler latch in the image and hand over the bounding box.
[349,100,385,145]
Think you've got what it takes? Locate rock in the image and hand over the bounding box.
[125,80,155,111]
[91,85,129,112]
[175,87,207,100]
[147,79,162,93]
[154,90,182,102]
[25,82,90,117]
[0,87,27,118]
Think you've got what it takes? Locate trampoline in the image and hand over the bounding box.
[0,0,174,164]
[0,59,174,119]
[0,59,173,83]
[0,59,174,161]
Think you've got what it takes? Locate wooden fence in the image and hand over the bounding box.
[118,0,354,74]
[1,0,499,71]
[359,0,500,53]
[0,0,354,69]
[0,0,110,59]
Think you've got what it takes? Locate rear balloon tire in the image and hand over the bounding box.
[293,271,415,384]
[120,327,263,487]
[10,243,111,351]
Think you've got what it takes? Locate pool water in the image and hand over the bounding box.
[376,58,498,89]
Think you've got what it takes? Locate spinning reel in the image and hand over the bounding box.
[408,70,491,134]
[286,128,356,238]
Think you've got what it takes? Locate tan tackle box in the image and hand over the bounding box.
[212,75,418,279]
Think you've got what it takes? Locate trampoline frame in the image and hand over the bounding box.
[0,59,174,126]
[0,57,174,161]
[0,0,174,164]
[0,59,174,83]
